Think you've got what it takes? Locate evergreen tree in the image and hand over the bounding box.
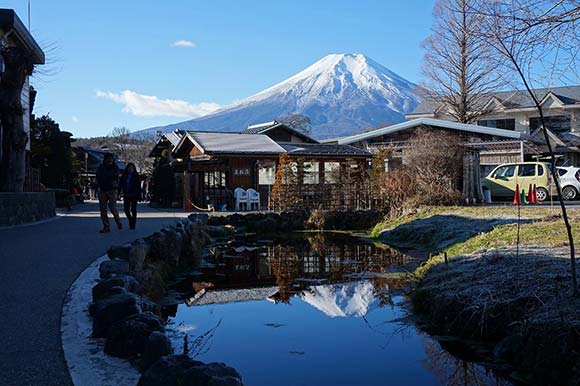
[151,150,175,206]
[30,114,77,189]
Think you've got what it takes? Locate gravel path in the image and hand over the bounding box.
[0,202,188,386]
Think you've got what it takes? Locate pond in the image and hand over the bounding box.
[162,233,515,386]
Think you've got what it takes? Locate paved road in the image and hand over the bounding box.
[490,200,580,208]
[0,202,188,386]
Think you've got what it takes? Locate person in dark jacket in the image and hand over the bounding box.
[118,163,141,230]
[96,153,122,233]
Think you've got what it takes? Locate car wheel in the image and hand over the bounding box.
[536,187,549,202]
[563,186,578,201]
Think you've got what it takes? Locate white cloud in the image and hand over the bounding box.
[96,90,221,118]
[171,39,196,48]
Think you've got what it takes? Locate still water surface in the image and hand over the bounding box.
[164,233,514,386]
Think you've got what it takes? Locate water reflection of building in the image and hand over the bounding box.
[182,236,414,316]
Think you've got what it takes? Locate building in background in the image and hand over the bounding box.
[150,122,372,211]
[406,86,580,166]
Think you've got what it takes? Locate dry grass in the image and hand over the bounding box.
[413,247,580,386]
[394,207,580,385]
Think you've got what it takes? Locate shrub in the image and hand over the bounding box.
[404,128,464,205]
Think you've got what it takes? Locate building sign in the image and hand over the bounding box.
[233,168,250,176]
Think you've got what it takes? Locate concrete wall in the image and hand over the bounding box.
[0,192,56,226]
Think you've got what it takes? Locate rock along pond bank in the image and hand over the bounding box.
[89,213,244,386]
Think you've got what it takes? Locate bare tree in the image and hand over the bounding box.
[421,0,502,123]
[404,128,464,204]
[109,126,132,160]
[475,0,580,295]
[108,126,155,175]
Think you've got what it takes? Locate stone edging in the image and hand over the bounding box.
[61,254,140,386]
[62,213,244,386]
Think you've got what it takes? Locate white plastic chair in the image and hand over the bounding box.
[247,188,260,211]
[234,188,248,211]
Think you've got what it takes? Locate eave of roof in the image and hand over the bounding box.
[186,131,285,155]
[282,143,372,158]
[336,118,523,145]
[0,9,44,64]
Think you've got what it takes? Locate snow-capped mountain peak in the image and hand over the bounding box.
[248,53,416,106]
[138,53,420,139]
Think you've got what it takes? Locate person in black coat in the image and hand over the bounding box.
[96,153,122,233]
[118,163,141,229]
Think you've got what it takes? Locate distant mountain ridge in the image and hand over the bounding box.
[136,53,421,139]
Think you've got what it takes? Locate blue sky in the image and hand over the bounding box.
[4,0,436,137]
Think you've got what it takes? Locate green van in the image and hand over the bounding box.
[481,162,553,202]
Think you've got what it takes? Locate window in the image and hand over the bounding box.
[557,168,569,177]
[529,115,571,132]
[204,171,226,189]
[478,119,516,131]
[538,165,545,176]
[493,165,516,178]
[303,162,319,184]
[258,163,276,185]
[518,164,536,177]
[324,162,340,183]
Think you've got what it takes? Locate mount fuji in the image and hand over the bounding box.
[137,53,421,139]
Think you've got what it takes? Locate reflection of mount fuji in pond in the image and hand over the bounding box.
[299,281,379,318]
[186,281,384,318]
[174,234,410,317]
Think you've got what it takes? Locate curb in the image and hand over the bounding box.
[60,255,140,386]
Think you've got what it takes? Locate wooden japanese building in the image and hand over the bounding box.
[332,118,547,176]
[149,122,372,210]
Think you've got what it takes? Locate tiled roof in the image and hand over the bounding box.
[240,121,319,143]
[75,146,125,170]
[409,85,580,116]
[558,132,580,147]
[186,286,279,306]
[337,118,525,145]
[242,121,278,134]
[188,132,284,155]
[164,130,184,147]
[282,143,371,158]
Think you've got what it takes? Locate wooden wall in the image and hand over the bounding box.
[228,158,256,189]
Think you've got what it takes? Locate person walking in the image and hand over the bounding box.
[96,153,122,233]
[118,163,141,230]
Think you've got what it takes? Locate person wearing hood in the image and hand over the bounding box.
[96,153,122,233]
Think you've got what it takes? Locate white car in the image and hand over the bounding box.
[557,166,580,200]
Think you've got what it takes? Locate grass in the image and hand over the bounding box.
[370,205,563,238]
[371,205,580,280]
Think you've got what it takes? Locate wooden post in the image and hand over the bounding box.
[444,252,449,267]
[183,168,191,211]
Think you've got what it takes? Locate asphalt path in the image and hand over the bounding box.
[0,202,187,386]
